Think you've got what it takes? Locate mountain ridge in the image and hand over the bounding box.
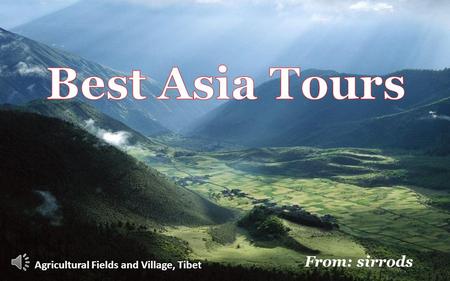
[1,99,161,149]
[0,27,197,134]
[191,68,450,151]
[0,109,234,225]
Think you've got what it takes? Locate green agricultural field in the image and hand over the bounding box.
[128,145,450,278]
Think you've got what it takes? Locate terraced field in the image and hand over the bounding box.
[128,146,450,265]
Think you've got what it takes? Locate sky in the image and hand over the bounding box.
[3,0,450,80]
[2,0,450,29]
[0,0,78,29]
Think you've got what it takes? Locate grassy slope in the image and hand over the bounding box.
[23,99,159,147]
[131,143,450,265]
[0,109,233,226]
[0,110,370,281]
[0,110,368,281]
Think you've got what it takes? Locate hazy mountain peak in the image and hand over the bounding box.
[0,28,202,134]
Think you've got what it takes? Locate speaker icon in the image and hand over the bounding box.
[11,253,30,271]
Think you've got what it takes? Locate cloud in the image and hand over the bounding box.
[107,0,397,25]
[195,0,222,3]
[3,0,448,29]
[429,111,450,122]
[104,0,449,17]
[35,190,62,225]
[110,0,220,7]
[349,1,394,12]
[15,61,46,76]
[102,131,131,147]
[83,119,132,149]
[310,13,332,23]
